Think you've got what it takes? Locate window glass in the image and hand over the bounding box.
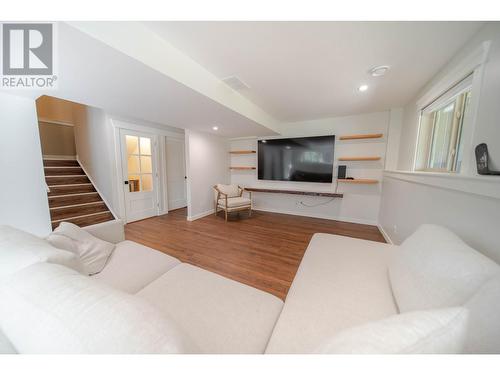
[415,81,471,173]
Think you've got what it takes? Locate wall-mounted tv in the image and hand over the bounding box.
[258,135,335,183]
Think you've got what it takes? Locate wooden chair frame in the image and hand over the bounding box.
[213,185,252,221]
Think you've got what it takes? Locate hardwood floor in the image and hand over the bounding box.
[125,208,385,300]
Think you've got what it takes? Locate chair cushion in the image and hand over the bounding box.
[47,222,115,275]
[92,241,180,293]
[389,224,500,313]
[218,197,251,208]
[316,307,468,354]
[0,225,84,280]
[216,184,240,198]
[0,263,197,354]
[464,275,500,353]
[265,233,398,353]
[137,263,284,353]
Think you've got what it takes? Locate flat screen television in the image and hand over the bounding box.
[258,135,335,183]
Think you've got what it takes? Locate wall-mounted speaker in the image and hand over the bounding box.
[338,165,346,179]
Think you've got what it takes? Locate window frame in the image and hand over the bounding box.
[412,41,490,176]
[415,77,472,173]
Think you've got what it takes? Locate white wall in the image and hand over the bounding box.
[0,92,52,236]
[185,130,229,220]
[230,111,390,225]
[73,106,119,215]
[379,23,500,262]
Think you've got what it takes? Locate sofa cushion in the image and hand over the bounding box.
[316,307,468,354]
[389,224,500,313]
[0,263,197,354]
[216,184,240,198]
[464,275,500,353]
[218,197,251,208]
[0,225,84,280]
[0,328,16,354]
[92,241,180,293]
[48,222,115,275]
[137,263,284,353]
[265,233,398,353]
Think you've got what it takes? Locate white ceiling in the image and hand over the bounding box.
[3,22,276,138]
[145,21,484,122]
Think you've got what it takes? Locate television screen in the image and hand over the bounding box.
[258,135,335,183]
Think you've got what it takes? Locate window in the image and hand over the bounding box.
[415,75,472,173]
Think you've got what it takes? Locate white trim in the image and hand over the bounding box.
[42,155,76,160]
[51,211,111,224]
[49,192,98,198]
[48,183,92,188]
[110,118,184,139]
[384,170,500,200]
[416,41,490,109]
[50,201,103,210]
[253,206,377,226]
[187,208,215,221]
[76,156,119,219]
[377,225,394,244]
[38,118,75,127]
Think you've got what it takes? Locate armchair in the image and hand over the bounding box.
[213,184,252,221]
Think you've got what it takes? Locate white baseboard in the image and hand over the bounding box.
[253,206,378,226]
[377,225,394,244]
[42,154,76,160]
[187,208,215,221]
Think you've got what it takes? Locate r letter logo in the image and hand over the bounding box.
[1,22,57,89]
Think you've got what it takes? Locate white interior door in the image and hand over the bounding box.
[166,137,187,211]
[120,130,159,222]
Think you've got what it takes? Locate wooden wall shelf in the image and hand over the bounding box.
[229,150,256,154]
[230,166,256,170]
[338,178,379,184]
[339,133,383,140]
[338,156,381,161]
[244,187,343,198]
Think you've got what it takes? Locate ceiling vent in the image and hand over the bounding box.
[222,76,250,91]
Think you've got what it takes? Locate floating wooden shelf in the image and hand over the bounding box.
[338,156,381,161]
[339,133,383,140]
[338,178,379,184]
[244,187,343,198]
[229,150,256,154]
[229,166,256,170]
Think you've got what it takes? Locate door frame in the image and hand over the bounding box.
[111,118,185,222]
[165,136,188,211]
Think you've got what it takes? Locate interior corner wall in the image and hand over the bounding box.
[379,22,500,263]
[230,111,390,225]
[185,129,229,221]
[73,105,119,215]
[0,92,52,236]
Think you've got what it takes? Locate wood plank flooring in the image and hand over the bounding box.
[125,208,385,300]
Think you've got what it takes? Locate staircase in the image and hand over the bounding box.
[44,159,115,230]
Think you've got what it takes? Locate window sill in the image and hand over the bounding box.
[383,170,500,200]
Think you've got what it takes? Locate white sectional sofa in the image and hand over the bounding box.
[1,220,499,354]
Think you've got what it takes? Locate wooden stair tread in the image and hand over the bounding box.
[44,167,84,176]
[50,202,108,221]
[48,184,96,196]
[43,159,79,167]
[48,193,102,208]
[51,212,114,230]
[46,175,90,185]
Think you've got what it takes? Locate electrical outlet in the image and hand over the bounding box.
[393,225,398,234]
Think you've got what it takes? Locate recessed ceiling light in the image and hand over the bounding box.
[370,65,390,77]
[358,85,368,92]
[212,126,219,131]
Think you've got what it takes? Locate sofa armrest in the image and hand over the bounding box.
[84,219,125,244]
